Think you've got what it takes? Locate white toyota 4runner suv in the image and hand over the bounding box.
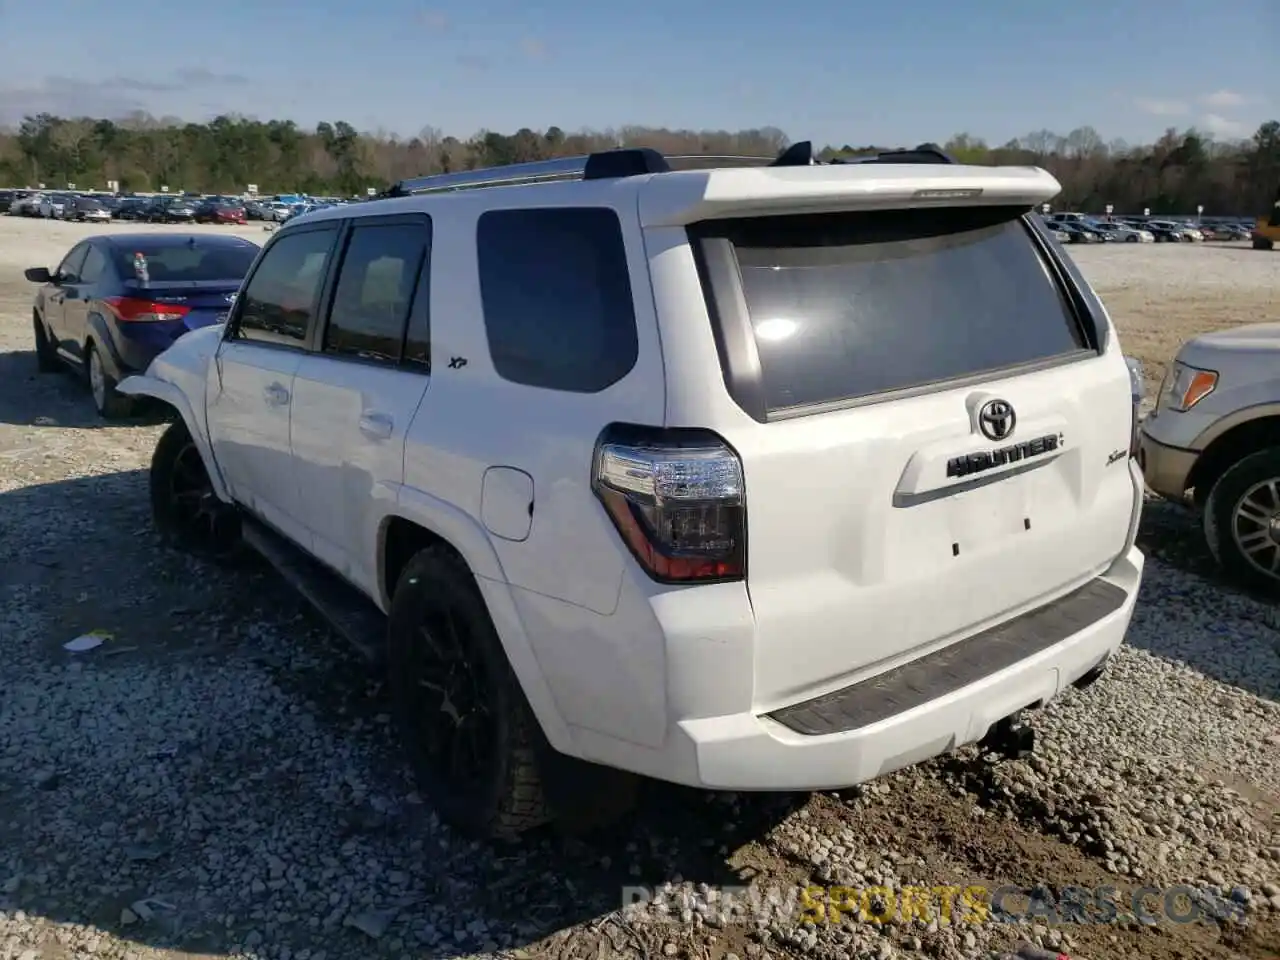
[1140,325,1280,592]
[119,142,1146,840]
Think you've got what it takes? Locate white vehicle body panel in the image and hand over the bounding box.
[118,324,231,501]
[206,341,311,549]
[290,355,431,600]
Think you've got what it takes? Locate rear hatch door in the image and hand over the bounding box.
[684,203,1136,710]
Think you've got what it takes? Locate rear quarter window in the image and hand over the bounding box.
[476,207,639,394]
[692,206,1090,417]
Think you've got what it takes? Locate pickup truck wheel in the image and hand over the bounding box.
[33,313,60,373]
[1203,447,1280,593]
[150,421,242,559]
[86,343,133,419]
[387,548,550,840]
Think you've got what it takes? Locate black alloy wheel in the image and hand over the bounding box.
[387,548,549,839]
[406,605,496,791]
[150,421,241,558]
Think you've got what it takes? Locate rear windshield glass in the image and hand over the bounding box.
[111,243,259,282]
[696,206,1087,414]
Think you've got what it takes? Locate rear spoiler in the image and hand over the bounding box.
[637,164,1062,228]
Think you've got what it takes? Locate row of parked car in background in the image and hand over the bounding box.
[0,189,349,226]
[1040,211,1256,244]
[0,185,1260,245]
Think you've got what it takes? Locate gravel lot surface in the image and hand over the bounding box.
[1,218,1278,960]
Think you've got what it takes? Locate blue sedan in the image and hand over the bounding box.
[27,233,261,418]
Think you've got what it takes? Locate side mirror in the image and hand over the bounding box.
[24,266,52,284]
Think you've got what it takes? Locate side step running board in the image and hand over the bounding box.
[241,518,387,664]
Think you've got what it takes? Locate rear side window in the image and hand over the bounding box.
[234,228,336,347]
[109,241,259,282]
[477,207,638,393]
[694,206,1088,416]
[325,220,430,366]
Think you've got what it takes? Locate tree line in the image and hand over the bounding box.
[1,112,1276,216]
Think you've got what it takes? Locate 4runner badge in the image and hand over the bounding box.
[946,433,1064,479]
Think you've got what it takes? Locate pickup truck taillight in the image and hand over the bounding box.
[592,426,746,584]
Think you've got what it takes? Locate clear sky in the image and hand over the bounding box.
[0,0,1274,147]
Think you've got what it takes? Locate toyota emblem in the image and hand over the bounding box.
[978,399,1016,441]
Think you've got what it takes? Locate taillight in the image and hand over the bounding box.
[103,297,191,323]
[592,426,746,583]
[1125,356,1144,456]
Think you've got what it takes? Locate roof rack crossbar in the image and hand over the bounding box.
[852,143,956,165]
[379,140,957,197]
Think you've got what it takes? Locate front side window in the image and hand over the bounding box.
[324,220,430,365]
[234,228,336,347]
[477,207,638,393]
[78,245,108,284]
[56,244,88,282]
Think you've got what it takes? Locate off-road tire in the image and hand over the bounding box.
[1203,447,1280,594]
[150,420,243,560]
[1254,237,1274,251]
[387,547,551,840]
[33,312,60,373]
[86,342,134,419]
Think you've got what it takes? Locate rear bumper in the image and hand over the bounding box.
[96,319,184,380]
[635,546,1142,791]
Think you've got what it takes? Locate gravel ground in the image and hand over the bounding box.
[1,217,1278,960]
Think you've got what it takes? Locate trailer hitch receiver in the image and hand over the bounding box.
[979,713,1035,761]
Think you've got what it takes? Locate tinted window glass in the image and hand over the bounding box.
[56,244,88,281]
[235,229,335,346]
[325,221,430,365]
[78,245,108,283]
[109,240,259,283]
[698,207,1087,413]
[477,207,638,393]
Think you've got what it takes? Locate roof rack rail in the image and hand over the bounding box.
[377,140,954,197]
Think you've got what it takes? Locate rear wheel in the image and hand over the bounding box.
[1255,237,1274,251]
[387,547,552,840]
[86,343,133,419]
[1203,447,1280,594]
[33,313,60,373]
[149,420,242,558]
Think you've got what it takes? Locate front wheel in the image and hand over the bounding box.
[1255,237,1275,251]
[1203,448,1280,594]
[150,421,242,558]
